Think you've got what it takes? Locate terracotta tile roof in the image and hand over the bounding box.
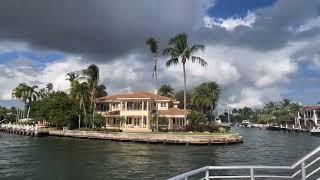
[159,107,190,116]
[96,92,177,102]
[304,106,320,110]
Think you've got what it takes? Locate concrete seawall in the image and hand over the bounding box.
[49,130,243,145]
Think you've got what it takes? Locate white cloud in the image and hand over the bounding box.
[203,11,256,31]
[292,16,320,32]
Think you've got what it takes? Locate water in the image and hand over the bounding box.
[1,127,320,180]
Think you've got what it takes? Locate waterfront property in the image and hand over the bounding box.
[95,92,189,132]
[297,106,320,129]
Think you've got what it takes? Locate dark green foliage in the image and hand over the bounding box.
[94,114,105,128]
[0,106,16,123]
[188,111,206,126]
[30,100,49,121]
[32,91,86,129]
[185,124,230,133]
[159,84,175,98]
[175,90,192,109]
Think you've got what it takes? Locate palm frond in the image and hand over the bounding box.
[163,47,178,57]
[166,58,179,67]
[190,44,205,53]
[191,56,208,67]
[146,38,158,54]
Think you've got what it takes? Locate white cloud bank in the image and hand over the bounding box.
[203,11,256,31]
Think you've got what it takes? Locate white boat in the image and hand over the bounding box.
[310,128,320,136]
[241,120,250,127]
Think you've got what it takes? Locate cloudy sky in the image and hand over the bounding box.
[0,0,320,109]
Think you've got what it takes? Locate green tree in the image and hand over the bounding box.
[159,84,175,98]
[66,72,79,98]
[175,90,191,109]
[96,84,107,98]
[163,33,207,124]
[12,83,38,120]
[146,37,160,131]
[191,82,220,122]
[82,65,100,117]
[47,91,79,128]
[188,111,206,126]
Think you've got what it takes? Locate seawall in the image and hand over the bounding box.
[49,130,243,145]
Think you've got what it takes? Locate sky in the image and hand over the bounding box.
[0,0,320,109]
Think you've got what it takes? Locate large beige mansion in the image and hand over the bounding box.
[95,92,189,132]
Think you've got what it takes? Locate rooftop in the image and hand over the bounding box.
[96,92,179,103]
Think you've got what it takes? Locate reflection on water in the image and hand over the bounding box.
[1,127,320,179]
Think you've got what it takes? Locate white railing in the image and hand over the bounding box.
[168,145,320,180]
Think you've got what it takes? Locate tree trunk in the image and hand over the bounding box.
[155,60,159,131]
[27,104,31,120]
[183,62,187,125]
[82,98,87,128]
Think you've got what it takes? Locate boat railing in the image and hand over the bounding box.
[168,145,320,180]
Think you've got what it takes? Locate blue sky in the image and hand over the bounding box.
[0,0,320,109]
[208,0,276,18]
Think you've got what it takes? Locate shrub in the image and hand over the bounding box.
[188,111,206,126]
[184,124,230,133]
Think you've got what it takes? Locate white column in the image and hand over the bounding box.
[125,101,127,110]
[142,101,144,110]
[314,110,318,125]
[304,111,307,126]
[147,101,149,111]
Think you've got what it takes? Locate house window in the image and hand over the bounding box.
[173,118,176,124]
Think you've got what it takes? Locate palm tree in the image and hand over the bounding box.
[73,81,90,128]
[26,85,38,120]
[12,83,30,105]
[82,64,100,117]
[96,84,107,98]
[12,83,38,120]
[146,37,160,130]
[163,33,207,124]
[46,83,53,93]
[159,84,175,98]
[191,82,220,122]
[66,72,79,98]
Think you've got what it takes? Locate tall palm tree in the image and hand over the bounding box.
[12,83,30,105]
[12,83,38,120]
[26,85,38,120]
[163,33,207,124]
[82,64,100,117]
[159,84,175,98]
[66,72,79,98]
[73,81,90,128]
[191,82,220,122]
[146,37,160,130]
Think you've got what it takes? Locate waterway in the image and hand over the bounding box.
[1,127,320,179]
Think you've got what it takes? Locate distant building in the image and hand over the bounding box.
[297,106,320,128]
[95,92,189,132]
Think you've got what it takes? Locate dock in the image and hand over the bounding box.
[0,123,49,136]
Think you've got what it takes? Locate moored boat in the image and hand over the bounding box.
[310,128,320,136]
[266,124,281,131]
